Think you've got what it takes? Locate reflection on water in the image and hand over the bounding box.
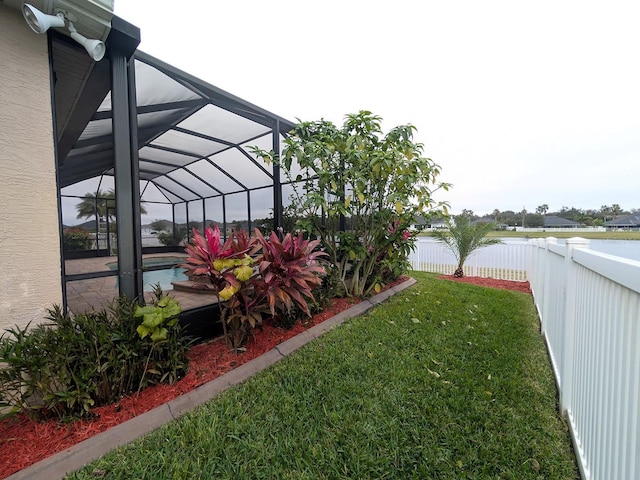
[552,239,640,262]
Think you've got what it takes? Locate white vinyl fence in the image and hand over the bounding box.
[408,237,530,281]
[529,238,640,480]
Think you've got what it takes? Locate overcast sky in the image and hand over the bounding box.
[111,1,639,217]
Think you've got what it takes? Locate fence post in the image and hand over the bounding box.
[540,237,557,334]
[529,239,544,315]
[560,237,590,414]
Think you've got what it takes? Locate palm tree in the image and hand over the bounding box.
[76,189,147,225]
[536,204,549,216]
[75,189,115,223]
[610,203,622,220]
[432,215,503,278]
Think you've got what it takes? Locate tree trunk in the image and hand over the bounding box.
[453,266,464,278]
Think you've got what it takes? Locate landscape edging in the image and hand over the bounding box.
[6,277,417,480]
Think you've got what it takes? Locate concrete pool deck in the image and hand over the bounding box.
[65,254,219,313]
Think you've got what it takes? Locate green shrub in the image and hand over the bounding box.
[63,227,93,251]
[376,220,415,283]
[157,228,187,246]
[251,111,450,296]
[0,289,190,421]
[273,279,334,330]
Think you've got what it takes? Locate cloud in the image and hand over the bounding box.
[107,1,640,216]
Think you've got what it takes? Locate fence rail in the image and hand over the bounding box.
[412,236,640,479]
[529,238,640,480]
[408,238,530,281]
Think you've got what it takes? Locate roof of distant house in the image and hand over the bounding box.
[413,216,447,225]
[544,215,580,227]
[604,214,640,227]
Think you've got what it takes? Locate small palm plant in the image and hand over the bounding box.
[432,215,503,278]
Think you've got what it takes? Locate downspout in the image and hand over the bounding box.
[48,31,68,312]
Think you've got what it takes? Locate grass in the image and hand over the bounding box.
[411,263,528,281]
[67,272,578,479]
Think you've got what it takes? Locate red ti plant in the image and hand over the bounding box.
[181,225,254,291]
[181,226,263,350]
[254,230,327,317]
[181,226,327,351]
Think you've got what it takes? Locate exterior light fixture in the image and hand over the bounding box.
[22,3,65,34]
[21,3,106,61]
[67,21,106,61]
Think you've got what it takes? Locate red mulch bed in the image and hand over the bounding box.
[0,274,527,478]
[438,275,532,294]
[0,298,362,478]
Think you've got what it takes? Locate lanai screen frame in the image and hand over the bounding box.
[58,29,297,308]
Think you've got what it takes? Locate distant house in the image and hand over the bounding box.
[471,217,508,230]
[543,216,580,228]
[604,214,640,230]
[411,216,448,231]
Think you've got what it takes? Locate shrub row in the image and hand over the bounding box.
[0,287,191,420]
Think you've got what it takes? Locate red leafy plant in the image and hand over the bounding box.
[254,229,327,317]
[182,226,326,351]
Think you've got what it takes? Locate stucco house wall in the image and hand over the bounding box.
[0,5,62,332]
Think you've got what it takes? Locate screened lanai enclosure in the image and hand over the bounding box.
[55,17,301,314]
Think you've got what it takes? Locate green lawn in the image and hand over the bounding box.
[68,272,578,479]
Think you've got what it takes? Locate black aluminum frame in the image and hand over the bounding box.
[57,15,295,306]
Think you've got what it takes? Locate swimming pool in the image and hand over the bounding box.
[142,256,187,268]
[106,256,189,291]
[143,267,188,291]
[106,256,186,271]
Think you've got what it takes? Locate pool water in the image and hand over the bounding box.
[144,267,188,291]
[143,256,186,268]
[106,256,188,291]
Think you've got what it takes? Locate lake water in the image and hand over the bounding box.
[544,239,640,262]
[500,238,640,262]
[412,237,640,272]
